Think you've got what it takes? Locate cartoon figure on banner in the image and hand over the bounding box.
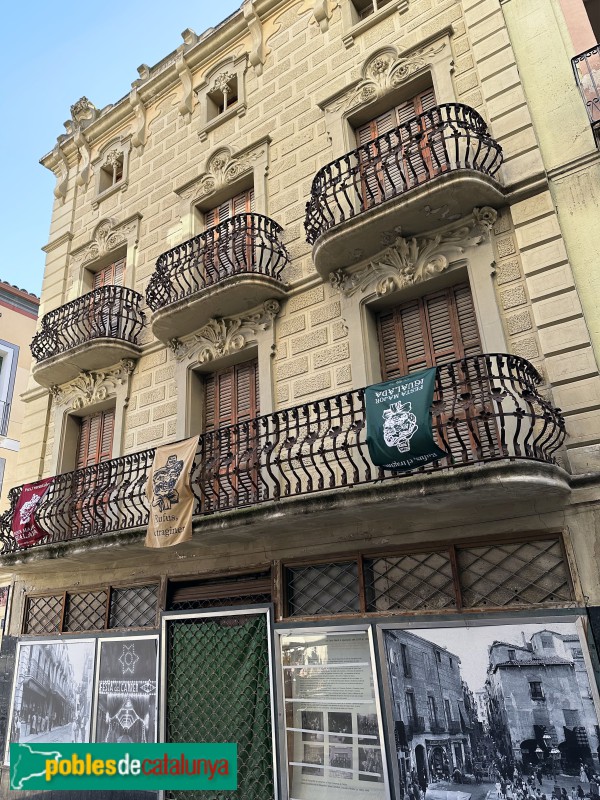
[383,401,418,454]
[151,454,184,511]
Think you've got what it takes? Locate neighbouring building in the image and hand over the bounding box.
[486,630,600,770]
[0,283,39,515]
[0,0,599,797]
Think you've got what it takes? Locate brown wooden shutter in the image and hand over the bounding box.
[93,259,125,289]
[205,189,255,229]
[76,409,115,468]
[204,360,259,431]
[378,283,481,379]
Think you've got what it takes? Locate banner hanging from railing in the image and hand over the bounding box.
[145,437,198,548]
[11,477,54,548]
[365,368,447,471]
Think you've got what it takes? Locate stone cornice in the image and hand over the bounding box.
[41,232,73,254]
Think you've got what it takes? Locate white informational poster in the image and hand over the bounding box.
[281,629,389,800]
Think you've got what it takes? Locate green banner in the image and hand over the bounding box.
[365,368,447,470]
[10,743,237,791]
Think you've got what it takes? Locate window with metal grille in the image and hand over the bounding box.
[530,681,545,701]
[286,562,360,617]
[166,572,272,611]
[283,536,574,618]
[22,584,159,634]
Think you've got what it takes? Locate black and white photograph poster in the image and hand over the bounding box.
[7,639,95,753]
[93,636,158,743]
[383,620,600,800]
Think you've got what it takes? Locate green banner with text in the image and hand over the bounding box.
[10,743,237,791]
[365,368,448,471]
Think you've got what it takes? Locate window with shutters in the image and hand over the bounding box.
[85,258,126,337]
[201,360,260,510]
[355,87,440,208]
[377,283,497,463]
[203,189,256,279]
[76,408,115,469]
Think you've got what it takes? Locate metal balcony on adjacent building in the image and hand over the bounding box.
[0,354,567,558]
[146,213,289,342]
[30,286,145,388]
[304,103,504,277]
[573,45,600,140]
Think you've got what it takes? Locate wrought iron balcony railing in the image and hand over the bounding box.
[573,45,600,129]
[448,720,462,734]
[0,354,565,554]
[304,103,503,245]
[30,286,145,363]
[408,717,426,737]
[429,721,446,735]
[146,213,289,312]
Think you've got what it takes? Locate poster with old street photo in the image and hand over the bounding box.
[6,639,95,761]
[93,636,158,743]
[383,619,600,800]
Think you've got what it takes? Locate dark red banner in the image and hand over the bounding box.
[11,478,53,547]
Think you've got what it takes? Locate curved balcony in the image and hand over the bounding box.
[146,213,289,342]
[0,354,567,556]
[305,103,505,276]
[572,45,600,131]
[31,286,145,387]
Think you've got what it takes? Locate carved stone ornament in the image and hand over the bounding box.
[176,53,194,120]
[51,141,70,202]
[129,86,147,150]
[77,218,135,265]
[50,359,136,410]
[184,147,261,201]
[312,0,339,32]
[212,72,235,93]
[169,300,280,363]
[243,0,265,76]
[70,97,99,126]
[327,43,445,113]
[104,149,122,168]
[330,207,498,298]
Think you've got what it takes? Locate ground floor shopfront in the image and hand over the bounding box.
[1,519,600,800]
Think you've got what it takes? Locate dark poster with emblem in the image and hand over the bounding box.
[365,368,447,471]
[93,637,158,743]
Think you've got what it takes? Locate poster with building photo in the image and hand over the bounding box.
[6,639,95,760]
[93,636,158,743]
[281,629,389,800]
[383,620,600,800]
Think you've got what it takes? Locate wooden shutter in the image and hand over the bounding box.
[204,360,259,432]
[93,259,125,290]
[204,189,255,229]
[377,283,481,379]
[76,409,115,469]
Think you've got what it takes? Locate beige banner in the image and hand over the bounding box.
[144,436,198,548]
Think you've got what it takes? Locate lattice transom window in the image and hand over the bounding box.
[22,583,159,634]
[283,536,574,618]
[286,562,360,616]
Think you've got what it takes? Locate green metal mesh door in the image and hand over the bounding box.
[165,613,274,800]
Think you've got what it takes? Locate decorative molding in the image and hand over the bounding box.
[330,208,498,298]
[176,53,194,120]
[326,42,446,113]
[129,87,147,150]
[169,300,280,363]
[50,359,136,410]
[64,97,99,188]
[313,0,331,32]
[51,142,70,202]
[243,0,265,76]
[72,216,140,265]
[69,97,99,128]
[179,144,265,202]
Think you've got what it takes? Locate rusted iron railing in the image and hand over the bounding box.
[0,354,565,554]
[30,286,145,362]
[146,213,289,311]
[573,45,600,128]
[304,103,503,244]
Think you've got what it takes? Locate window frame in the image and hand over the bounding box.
[195,54,248,142]
[92,139,131,205]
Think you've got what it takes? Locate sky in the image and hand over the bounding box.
[0,1,242,297]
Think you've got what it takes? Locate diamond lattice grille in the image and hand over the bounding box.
[457,539,573,607]
[23,595,63,634]
[109,585,159,628]
[170,594,272,611]
[166,614,274,800]
[365,552,456,611]
[64,590,108,631]
[286,563,360,616]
